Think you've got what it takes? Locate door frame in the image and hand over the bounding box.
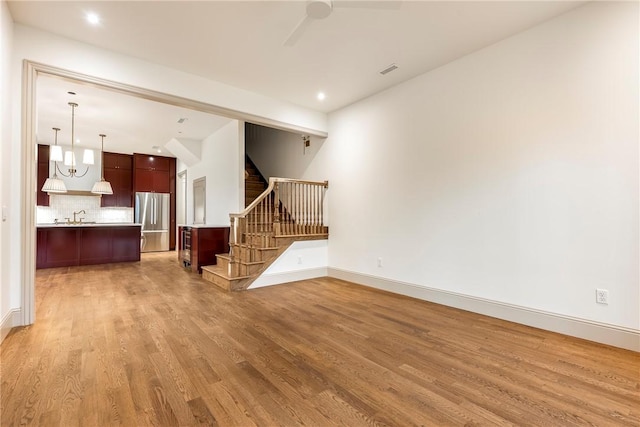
[21,60,329,325]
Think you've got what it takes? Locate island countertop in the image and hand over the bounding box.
[37,223,142,228]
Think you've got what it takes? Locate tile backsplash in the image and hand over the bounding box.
[36,195,133,224]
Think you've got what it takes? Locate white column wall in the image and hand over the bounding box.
[316,2,639,330]
[0,0,14,335]
[184,120,243,226]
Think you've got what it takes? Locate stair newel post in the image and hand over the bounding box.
[273,181,281,237]
[229,216,236,265]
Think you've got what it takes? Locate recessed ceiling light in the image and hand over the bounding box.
[317,92,326,101]
[86,12,100,26]
[177,118,187,124]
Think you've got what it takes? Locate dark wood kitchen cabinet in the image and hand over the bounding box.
[101,152,133,207]
[178,226,230,273]
[133,154,172,193]
[36,226,79,268]
[37,144,50,206]
[36,225,141,269]
[134,153,177,250]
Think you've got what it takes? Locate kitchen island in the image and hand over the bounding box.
[36,223,141,269]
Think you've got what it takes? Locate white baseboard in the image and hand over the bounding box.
[249,267,328,289]
[1,308,22,344]
[328,268,640,352]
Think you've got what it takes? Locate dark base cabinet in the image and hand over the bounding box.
[37,227,80,268]
[37,225,141,269]
[178,226,230,273]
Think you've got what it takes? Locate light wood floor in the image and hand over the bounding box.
[1,252,638,426]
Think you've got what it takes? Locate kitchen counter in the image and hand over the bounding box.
[36,224,141,269]
[177,224,229,229]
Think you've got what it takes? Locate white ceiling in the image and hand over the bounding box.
[36,74,233,155]
[10,0,585,154]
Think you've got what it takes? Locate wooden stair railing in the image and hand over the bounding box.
[201,178,328,291]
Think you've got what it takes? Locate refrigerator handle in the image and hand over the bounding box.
[152,197,156,225]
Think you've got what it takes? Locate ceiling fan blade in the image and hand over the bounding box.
[333,0,402,10]
[283,15,313,47]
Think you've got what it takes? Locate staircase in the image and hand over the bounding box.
[245,156,268,207]
[202,177,328,291]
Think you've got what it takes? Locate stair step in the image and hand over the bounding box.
[201,265,250,292]
[216,253,265,276]
[216,253,265,264]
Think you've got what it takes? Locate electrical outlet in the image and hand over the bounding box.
[377,257,383,268]
[297,256,303,265]
[596,288,609,305]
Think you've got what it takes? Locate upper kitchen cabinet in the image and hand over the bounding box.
[101,152,133,207]
[133,154,174,193]
[37,144,50,206]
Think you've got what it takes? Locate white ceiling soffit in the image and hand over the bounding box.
[164,138,202,167]
[9,1,586,113]
[36,74,233,156]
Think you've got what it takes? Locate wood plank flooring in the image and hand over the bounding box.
[2,252,638,426]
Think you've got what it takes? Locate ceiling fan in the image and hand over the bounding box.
[284,0,401,47]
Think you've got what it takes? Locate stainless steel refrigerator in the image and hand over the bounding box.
[135,192,170,252]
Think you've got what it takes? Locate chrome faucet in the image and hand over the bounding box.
[73,210,86,224]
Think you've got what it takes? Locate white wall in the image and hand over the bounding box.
[245,124,326,182]
[250,240,328,288]
[314,2,639,332]
[184,120,244,226]
[0,0,14,337]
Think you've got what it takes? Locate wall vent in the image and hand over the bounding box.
[379,64,398,75]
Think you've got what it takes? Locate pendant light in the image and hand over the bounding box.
[91,134,113,195]
[57,102,95,178]
[41,127,67,193]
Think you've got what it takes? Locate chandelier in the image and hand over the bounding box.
[56,102,94,178]
[41,102,113,195]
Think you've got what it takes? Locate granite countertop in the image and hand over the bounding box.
[37,222,142,228]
